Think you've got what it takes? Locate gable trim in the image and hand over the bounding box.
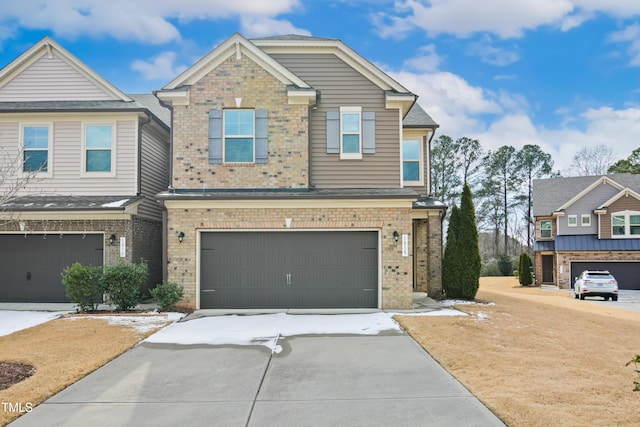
[596,187,640,210]
[557,176,626,211]
[163,33,311,90]
[0,36,130,102]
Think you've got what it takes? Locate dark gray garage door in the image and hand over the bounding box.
[200,231,378,309]
[0,234,103,302]
[571,262,640,290]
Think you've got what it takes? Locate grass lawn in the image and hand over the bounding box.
[397,277,640,427]
[0,315,173,426]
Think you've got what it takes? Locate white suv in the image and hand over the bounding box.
[574,270,618,301]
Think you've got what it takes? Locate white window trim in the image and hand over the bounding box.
[20,122,52,178]
[540,220,552,239]
[81,122,116,177]
[580,214,591,227]
[340,106,362,160]
[567,215,577,227]
[223,109,255,163]
[401,138,424,186]
[611,210,640,238]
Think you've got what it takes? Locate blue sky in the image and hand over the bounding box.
[1,0,640,173]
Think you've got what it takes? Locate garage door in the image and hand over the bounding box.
[570,262,640,290]
[0,234,103,302]
[200,231,378,309]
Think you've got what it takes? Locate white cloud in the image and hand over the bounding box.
[0,0,302,44]
[131,51,188,81]
[609,23,640,66]
[402,44,441,72]
[467,35,520,66]
[240,15,311,38]
[374,0,640,40]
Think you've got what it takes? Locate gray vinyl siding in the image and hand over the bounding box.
[557,183,619,235]
[0,119,137,197]
[0,53,115,101]
[270,53,401,188]
[138,124,169,221]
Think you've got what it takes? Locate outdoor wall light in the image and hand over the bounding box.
[393,230,399,242]
[178,231,185,243]
[109,234,116,245]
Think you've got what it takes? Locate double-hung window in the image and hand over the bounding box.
[224,110,254,163]
[402,139,422,185]
[540,220,552,238]
[612,211,640,237]
[22,125,50,173]
[340,106,361,159]
[84,124,114,173]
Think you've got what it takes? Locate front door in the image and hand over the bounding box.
[542,255,554,284]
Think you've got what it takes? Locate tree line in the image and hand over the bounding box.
[431,137,640,260]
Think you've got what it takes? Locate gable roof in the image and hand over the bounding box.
[0,36,130,102]
[163,33,311,90]
[596,187,640,210]
[403,102,438,128]
[533,174,640,217]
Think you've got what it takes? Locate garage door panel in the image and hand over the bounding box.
[200,231,378,309]
[0,234,103,303]
[570,262,640,290]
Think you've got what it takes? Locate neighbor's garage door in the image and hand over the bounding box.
[571,262,640,290]
[200,231,378,309]
[0,234,103,302]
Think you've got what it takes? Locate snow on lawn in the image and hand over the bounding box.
[145,310,467,353]
[0,311,65,337]
[65,312,185,334]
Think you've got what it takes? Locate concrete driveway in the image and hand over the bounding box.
[9,318,505,427]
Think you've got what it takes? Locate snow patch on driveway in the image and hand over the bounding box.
[145,310,467,352]
[65,312,185,333]
[0,311,65,337]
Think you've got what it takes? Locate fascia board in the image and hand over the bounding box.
[163,33,310,90]
[0,36,130,101]
[597,187,640,209]
[557,176,625,211]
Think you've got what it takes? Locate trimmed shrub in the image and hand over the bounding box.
[519,253,533,286]
[150,281,184,311]
[101,262,148,311]
[61,262,103,311]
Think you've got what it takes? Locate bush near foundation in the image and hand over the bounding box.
[150,281,184,311]
[101,262,148,311]
[61,262,103,311]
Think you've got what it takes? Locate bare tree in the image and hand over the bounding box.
[1,145,41,224]
[566,144,616,176]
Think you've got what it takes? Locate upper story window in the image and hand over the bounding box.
[340,106,362,159]
[568,215,577,227]
[612,211,640,237]
[84,124,114,173]
[224,110,255,163]
[540,220,552,238]
[402,139,422,185]
[581,214,591,227]
[22,124,50,173]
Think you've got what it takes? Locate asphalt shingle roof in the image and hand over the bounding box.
[0,195,144,211]
[532,173,640,217]
[403,102,438,128]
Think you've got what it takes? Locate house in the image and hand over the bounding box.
[0,37,170,303]
[155,33,445,310]
[533,173,640,290]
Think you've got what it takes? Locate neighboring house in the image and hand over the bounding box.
[533,174,640,290]
[156,33,445,310]
[0,37,170,303]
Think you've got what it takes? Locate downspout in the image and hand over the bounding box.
[137,112,152,195]
[307,90,319,189]
[156,97,174,282]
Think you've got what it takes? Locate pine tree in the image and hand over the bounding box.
[443,205,462,298]
[458,183,481,299]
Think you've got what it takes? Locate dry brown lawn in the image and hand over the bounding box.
[397,277,640,427]
[0,315,172,426]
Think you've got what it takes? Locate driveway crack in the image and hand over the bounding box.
[245,334,279,427]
